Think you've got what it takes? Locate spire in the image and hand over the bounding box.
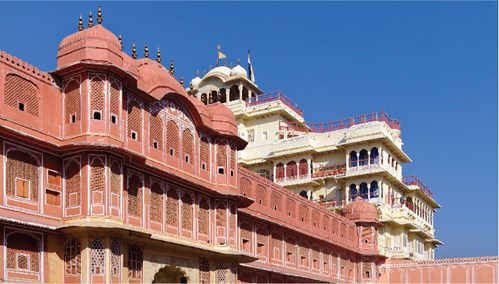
[237,58,240,65]
[229,62,233,68]
[78,14,83,31]
[156,47,161,63]
[118,33,123,51]
[97,5,103,25]
[223,60,227,67]
[180,75,184,87]
[144,42,149,58]
[132,41,137,59]
[170,60,174,76]
[88,11,93,28]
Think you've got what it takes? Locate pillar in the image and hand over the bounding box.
[238,85,243,101]
[345,185,350,204]
[346,153,350,172]
[356,152,360,170]
[368,150,371,167]
[367,183,371,201]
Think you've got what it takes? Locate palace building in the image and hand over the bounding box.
[0,9,496,283]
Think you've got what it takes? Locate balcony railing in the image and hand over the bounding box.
[403,175,434,198]
[247,90,303,116]
[348,159,381,172]
[312,164,346,178]
[279,110,400,133]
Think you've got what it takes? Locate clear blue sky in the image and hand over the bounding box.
[0,2,496,259]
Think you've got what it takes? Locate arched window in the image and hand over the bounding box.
[370,181,379,198]
[350,151,358,167]
[242,86,249,102]
[149,112,163,150]
[110,240,121,276]
[286,161,297,178]
[128,245,142,280]
[90,239,105,275]
[201,93,207,105]
[6,149,40,201]
[90,76,104,121]
[200,137,210,171]
[198,198,210,236]
[359,149,368,166]
[299,190,308,199]
[219,88,227,103]
[229,85,239,101]
[199,258,210,284]
[182,129,194,164]
[360,182,368,199]
[63,79,80,123]
[299,159,308,177]
[209,90,218,104]
[5,74,39,116]
[150,182,163,223]
[275,163,284,180]
[64,238,81,276]
[6,231,41,273]
[181,192,193,231]
[167,121,179,157]
[370,147,379,164]
[127,175,142,217]
[90,157,105,205]
[166,189,179,227]
[127,101,142,141]
[349,184,357,199]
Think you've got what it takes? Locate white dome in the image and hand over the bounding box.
[190,76,201,89]
[206,66,231,77]
[231,64,247,77]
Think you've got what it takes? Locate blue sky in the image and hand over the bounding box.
[0,2,496,258]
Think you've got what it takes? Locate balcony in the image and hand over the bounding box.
[348,158,381,173]
[312,164,346,179]
[247,91,303,116]
[279,110,400,134]
[403,175,434,199]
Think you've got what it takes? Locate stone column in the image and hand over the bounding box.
[345,185,350,204]
[238,85,243,101]
[356,152,360,170]
[367,183,371,201]
[368,150,371,168]
[346,152,350,172]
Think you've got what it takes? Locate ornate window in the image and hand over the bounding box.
[149,112,163,150]
[110,161,121,208]
[216,142,227,174]
[256,185,267,206]
[65,159,81,208]
[270,192,282,212]
[199,258,210,284]
[127,100,142,141]
[240,223,253,254]
[166,188,179,227]
[285,198,296,218]
[90,239,105,275]
[198,197,210,236]
[128,245,142,279]
[181,192,193,230]
[286,161,297,178]
[5,74,39,116]
[275,163,284,180]
[127,174,142,217]
[6,231,40,273]
[166,121,179,157]
[299,159,308,176]
[298,204,308,223]
[111,240,121,276]
[150,182,163,223]
[64,238,81,275]
[240,178,252,198]
[109,80,121,124]
[64,78,80,123]
[90,76,104,120]
[90,157,105,205]
[216,201,227,242]
[183,129,194,164]
[6,149,40,201]
[215,262,227,284]
[200,137,210,171]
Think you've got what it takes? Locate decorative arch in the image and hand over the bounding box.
[286,161,297,178]
[299,159,308,176]
[276,163,284,180]
[89,156,105,206]
[370,147,379,164]
[6,231,41,273]
[150,181,164,223]
[64,237,81,276]
[182,129,194,164]
[359,149,368,166]
[349,151,358,167]
[370,181,379,198]
[90,238,105,275]
[127,174,143,217]
[6,147,41,201]
[360,182,368,199]
[349,184,357,200]
[4,73,39,116]
[127,99,142,142]
[167,121,180,157]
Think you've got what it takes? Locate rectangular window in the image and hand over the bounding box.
[242,239,250,252]
[257,243,264,254]
[287,252,294,262]
[15,178,29,199]
[48,170,61,186]
[247,129,254,142]
[111,114,118,124]
[46,189,61,206]
[261,131,267,141]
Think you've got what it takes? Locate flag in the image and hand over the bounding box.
[248,49,255,82]
[218,51,226,60]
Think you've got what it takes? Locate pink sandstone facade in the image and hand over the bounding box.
[0,10,496,283]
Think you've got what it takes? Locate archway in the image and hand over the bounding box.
[152,264,188,283]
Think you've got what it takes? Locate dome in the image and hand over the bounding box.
[206,66,231,78]
[342,196,378,223]
[190,76,201,89]
[230,64,247,77]
[136,58,186,99]
[207,102,238,136]
[57,25,123,69]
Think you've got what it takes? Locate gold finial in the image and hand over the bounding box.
[78,14,84,31]
[132,41,137,59]
[88,11,93,28]
[97,5,102,25]
[229,62,233,68]
[180,75,184,87]
[209,64,212,70]
[237,58,240,65]
[118,33,123,51]
[223,60,227,66]
[170,60,174,75]
[144,42,149,58]
[156,47,161,63]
